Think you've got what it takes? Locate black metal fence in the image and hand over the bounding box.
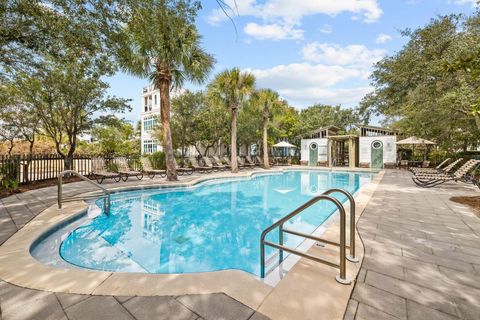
[0,154,142,184]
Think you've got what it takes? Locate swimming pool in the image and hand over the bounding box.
[33,170,373,276]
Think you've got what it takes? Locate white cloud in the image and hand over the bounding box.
[244,63,373,107]
[301,42,385,68]
[451,0,478,6]
[207,0,383,40]
[375,33,392,44]
[320,24,333,34]
[244,22,303,40]
[208,0,382,23]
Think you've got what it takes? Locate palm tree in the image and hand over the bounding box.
[208,68,255,173]
[253,89,280,169]
[116,1,214,181]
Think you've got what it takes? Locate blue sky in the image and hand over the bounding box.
[107,0,478,123]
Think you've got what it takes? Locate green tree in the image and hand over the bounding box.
[117,0,214,181]
[359,14,480,151]
[1,0,124,78]
[16,59,129,169]
[208,68,256,173]
[91,116,139,156]
[251,89,281,168]
[298,104,360,135]
[169,90,204,157]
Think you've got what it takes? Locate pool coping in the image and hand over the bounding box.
[0,166,384,316]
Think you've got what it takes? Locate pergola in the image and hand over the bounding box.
[327,135,358,168]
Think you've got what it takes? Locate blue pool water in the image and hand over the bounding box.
[58,170,372,276]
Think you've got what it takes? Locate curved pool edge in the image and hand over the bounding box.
[0,167,384,313]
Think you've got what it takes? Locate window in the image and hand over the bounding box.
[154,94,157,105]
[143,116,157,131]
[144,97,148,111]
[143,140,158,154]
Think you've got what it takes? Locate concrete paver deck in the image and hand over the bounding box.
[0,172,269,320]
[344,170,480,320]
[1,169,479,319]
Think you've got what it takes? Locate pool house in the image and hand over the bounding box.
[300,125,397,169]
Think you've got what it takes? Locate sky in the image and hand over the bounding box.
[106,0,479,123]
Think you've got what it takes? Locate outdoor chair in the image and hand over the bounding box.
[237,156,254,169]
[213,156,231,169]
[174,158,193,176]
[246,155,261,167]
[115,157,144,181]
[90,157,121,184]
[412,158,463,178]
[205,157,227,171]
[410,158,451,175]
[140,157,166,179]
[255,155,266,167]
[188,157,212,173]
[412,159,480,188]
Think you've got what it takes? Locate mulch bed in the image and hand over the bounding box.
[0,177,83,199]
[450,196,480,218]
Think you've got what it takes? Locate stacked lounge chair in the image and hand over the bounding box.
[246,155,261,167]
[413,159,480,188]
[412,158,462,177]
[238,156,255,169]
[115,157,144,181]
[189,157,212,173]
[205,157,227,171]
[410,158,451,174]
[91,157,121,184]
[213,156,231,169]
[140,157,167,179]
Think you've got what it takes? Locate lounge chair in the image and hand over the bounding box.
[213,156,231,169]
[91,157,121,184]
[204,157,226,171]
[413,158,463,177]
[398,160,409,169]
[410,158,451,174]
[246,155,261,167]
[174,158,193,176]
[413,159,480,187]
[188,157,212,173]
[140,157,166,179]
[255,155,265,167]
[115,157,144,181]
[237,156,254,169]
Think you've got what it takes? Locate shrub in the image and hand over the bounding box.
[148,151,166,170]
[0,160,19,191]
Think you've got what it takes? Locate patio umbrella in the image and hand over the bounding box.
[273,141,296,158]
[273,141,296,148]
[396,136,436,161]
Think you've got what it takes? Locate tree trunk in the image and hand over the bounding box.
[230,108,238,173]
[158,78,178,181]
[263,109,270,169]
[474,113,480,131]
[7,139,14,156]
[64,147,75,171]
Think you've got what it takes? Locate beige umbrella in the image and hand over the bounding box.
[396,136,436,161]
[273,141,296,158]
[396,136,436,145]
[273,141,296,148]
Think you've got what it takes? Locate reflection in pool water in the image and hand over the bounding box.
[58,170,373,276]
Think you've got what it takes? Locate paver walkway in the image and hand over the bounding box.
[0,173,269,320]
[1,169,480,319]
[344,170,480,320]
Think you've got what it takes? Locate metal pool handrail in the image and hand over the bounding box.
[321,189,357,262]
[58,170,111,214]
[260,191,353,284]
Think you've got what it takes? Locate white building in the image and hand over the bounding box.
[141,84,161,154]
[140,85,184,154]
[300,125,397,169]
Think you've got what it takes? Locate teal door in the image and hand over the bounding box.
[371,140,383,169]
[309,143,318,166]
